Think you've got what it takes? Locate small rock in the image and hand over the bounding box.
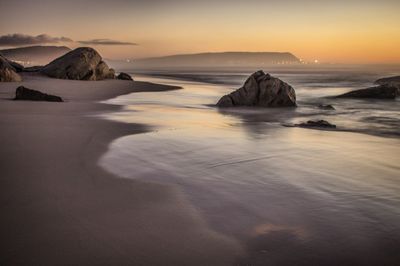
[96,62,115,79]
[117,72,133,81]
[318,104,335,110]
[295,120,336,128]
[14,86,63,102]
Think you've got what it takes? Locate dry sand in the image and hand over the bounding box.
[0,73,241,265]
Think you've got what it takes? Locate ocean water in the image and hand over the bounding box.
[99,68,400,265]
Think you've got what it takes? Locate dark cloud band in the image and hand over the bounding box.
[0,34,73,46]
[78,39,138,46]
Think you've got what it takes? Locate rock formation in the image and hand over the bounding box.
[117,72,133,81]
[375,75,400,86]
[336,85,399,99]
[14,86,63,102]
[41,47,115,80]
[318,104,335,110]
[0,55,22,82]
[295,120,336,128]
[216,70,296,107]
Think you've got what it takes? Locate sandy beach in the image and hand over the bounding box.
[1,1,399,264]
[0,73,242,265]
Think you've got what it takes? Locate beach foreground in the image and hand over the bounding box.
[100,73,400,266]
[0,73,242,265]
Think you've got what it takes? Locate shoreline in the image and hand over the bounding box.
[0,73,241,265]
[98,74,400,266]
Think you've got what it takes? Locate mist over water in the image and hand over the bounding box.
[100,68,400,264]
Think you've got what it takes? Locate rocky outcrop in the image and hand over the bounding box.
[336,85,399,99]
[0,55,22,82]
[216,70,296,107]
[14,86,63,102]
[41,47,115,80]
[296,120,336,128]
[117,72,133,81]
[375,75,400,86]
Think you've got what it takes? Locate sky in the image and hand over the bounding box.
[0,0,399,63]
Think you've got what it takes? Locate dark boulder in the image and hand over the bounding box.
[295,120,336,128]
[117,72,133,81]
[14,86,63,102]
[41,47,115,80]
[335,85,399,99]
[0,55,22,82]
[217,70,296,107]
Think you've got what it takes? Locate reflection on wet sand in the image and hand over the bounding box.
[100,75,400,264]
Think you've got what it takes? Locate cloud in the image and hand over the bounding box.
[0,34,73,46]
[78,39,138,46]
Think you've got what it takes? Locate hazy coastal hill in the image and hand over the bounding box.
[0,45,71,65]
[128,52,300,69]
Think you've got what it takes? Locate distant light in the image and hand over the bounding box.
[314,59,319,64]
[126,59,131,63]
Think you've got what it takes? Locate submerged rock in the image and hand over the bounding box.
[216,70,296,107]
[335,85,399,99]
[41,47,115,80]
[318,104,335,110]
[14,86,63,102]
[295,120,336,128]
[117,72,133,81]
[0,55,22,82]
[375,75,400,86]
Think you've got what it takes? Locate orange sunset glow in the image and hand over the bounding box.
[1,0,399,63]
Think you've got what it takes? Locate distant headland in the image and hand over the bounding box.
[127,52,300,69]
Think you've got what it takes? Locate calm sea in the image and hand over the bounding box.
[100,67,400,265]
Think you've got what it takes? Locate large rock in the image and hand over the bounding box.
[41,47,115,80]
[14,86,63,102]
[216,70,296,107]
[336,85,399,99]
[117,72,133,81]
[0,55,22,82]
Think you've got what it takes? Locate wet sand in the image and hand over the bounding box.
[100,74,400,266]
[0,73,242,265]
